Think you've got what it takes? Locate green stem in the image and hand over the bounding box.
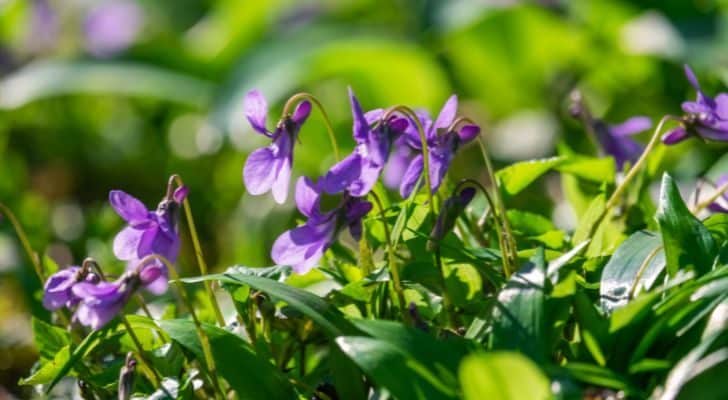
[282,92,341,161]
[138,254,225,399]
[0,202,44,281]
[578,115,675,247]
[476,137,518,277]
[170,175,226,328]
[453,179,510,275]
[692,180,728,214]
[628,246,662,300]
[605,115,672,211]
[368,191,411,325]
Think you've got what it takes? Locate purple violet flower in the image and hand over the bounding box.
[84,0,143,58]
[592,117,652,169]
[42,266,100,310]
[662,65,728,144]
[391,95,480,198]
[243,90,312,204]
[110,186,187,294]
[73,273,138,329]
[322,88,408,196]
[271,177,372,274]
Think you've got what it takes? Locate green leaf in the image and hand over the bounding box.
[329,343,367,400]
[19,346,71,386]
[0,61,214,109]
[599,231,665,313]
[491,248,547,361]
[459,352,550,400]
[183,272,360,337]
[158,319,295,400]
[353,319,472,388]
[335,336,458,400]
[658,331,728,400]
[46,328,108,393]
[573,290,609,366]
[31,317,71,360]
[656,174,717,277]
[496,156,566,197]
[561,362,635,393]
[556,156,616,183]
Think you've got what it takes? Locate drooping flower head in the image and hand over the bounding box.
[428,187,476,251]
[388,95,480,198]
[110,184,187,294]
[662,65,728,144]
[271,177,372,274]
[42,264,100,310]
[569,90,652,169]
[322,88,408,196]
[243,90,312,204]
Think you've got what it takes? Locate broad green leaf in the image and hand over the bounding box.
[184,273,360,337]
[507,209,555,235]
[556,156,616,183]
[0,61,214,109]
[353,319,472,388]
[329,343,367,400]
[496,156,566,197]
[46,328,108,393]
[599,231,665,313]
[19,346,71,386]
[31,317,71,360]
[656,174,716,277]
[491,248,547,361]
[572,193,606,246]
[335,336,458,400]
[459,352,550,400]
[158,319,295,400]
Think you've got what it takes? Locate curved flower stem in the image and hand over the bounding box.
[384,106,437,216]
[578,115,675,246]
[691,180,728,214]
[138,254,225,399]
[453,179,510,274]
[282,92,341,161]
[605,115,673,211]
[476,137,518,278]
[169,175,226,328]
[0,202,44,281]
[368,191,411,325]
[384,105,456,326]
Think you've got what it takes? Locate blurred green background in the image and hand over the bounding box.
[2,0,728,396]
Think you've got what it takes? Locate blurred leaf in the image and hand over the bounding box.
[0,61,214,109]
[658,331,728,400]
[45,328,108,393]
[159,319,295,400]
[656,174,716,277]
[561,362,635,393]
[459,352,550,400]
[600,231,665,313]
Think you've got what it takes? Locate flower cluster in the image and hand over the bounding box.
[42,184,187,329]
[243,89,480,273]
[662,65,728,144]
